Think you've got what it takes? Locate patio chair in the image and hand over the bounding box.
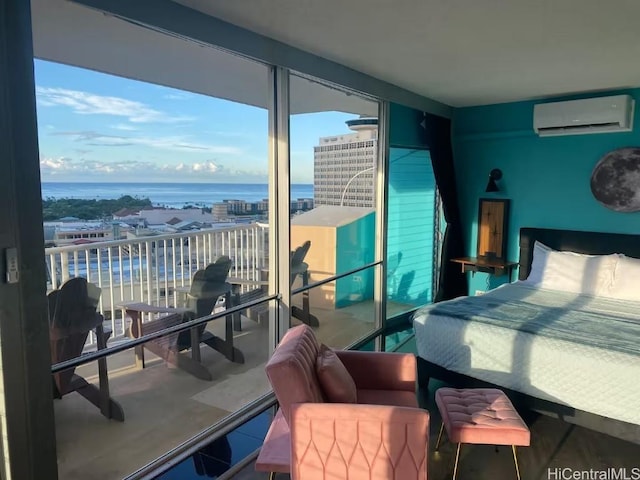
[49,277,124,421]
[289,240,319,327]
[235,240,319,327]
[121,255,245,381]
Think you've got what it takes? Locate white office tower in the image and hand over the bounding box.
[314,117,378,207]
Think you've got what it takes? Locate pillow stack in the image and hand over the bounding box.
[524,241,640,301]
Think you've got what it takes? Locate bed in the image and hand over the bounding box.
[413,227,640,444]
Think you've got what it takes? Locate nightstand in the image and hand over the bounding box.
[451,257,518,277]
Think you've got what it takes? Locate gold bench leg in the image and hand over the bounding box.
[512,445,521,480]
[452,443,461,480]
[268,472,276,480]
[435,422,445,451]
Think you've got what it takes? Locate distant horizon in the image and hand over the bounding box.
[41,181,313,185]
[41,182,315,207]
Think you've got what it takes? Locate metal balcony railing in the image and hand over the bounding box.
[44,223,269,345]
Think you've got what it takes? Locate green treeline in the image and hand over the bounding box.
[42,195,152,221]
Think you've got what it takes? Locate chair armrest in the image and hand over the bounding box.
[94,315,112,349]
[119,302,191,338]
[290,403,428,480]
[119,302,191,315]
[334,350,417,392]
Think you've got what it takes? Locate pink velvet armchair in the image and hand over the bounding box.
[256,325,429,479]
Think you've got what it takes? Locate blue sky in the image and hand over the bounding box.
[34,59,357,183]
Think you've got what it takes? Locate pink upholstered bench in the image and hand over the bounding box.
[434,388,530,480]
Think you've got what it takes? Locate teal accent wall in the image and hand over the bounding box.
[387,102,437,310]
[389,103,426,148]
[453,88,640,295]
[387,148,436,305]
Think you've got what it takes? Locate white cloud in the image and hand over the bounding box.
[39,155,265,182]
[40,157,69,170]
[36,87,193,124]
[192,162,219,173]
[110,123,138,131]
[53,130,242,155]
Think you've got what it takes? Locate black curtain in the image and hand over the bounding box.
[423,113,468,301]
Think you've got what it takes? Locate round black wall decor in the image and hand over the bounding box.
[590,147,640,212]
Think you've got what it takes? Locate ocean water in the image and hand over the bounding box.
[41,182,314,207]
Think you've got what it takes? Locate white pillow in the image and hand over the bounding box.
[524,241,618,296]
[605,255,640,302]
[524,241,553,285]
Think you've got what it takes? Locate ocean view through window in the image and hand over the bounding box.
[41,182,314,208]
[36,46,280,479]
[35,42,390,478]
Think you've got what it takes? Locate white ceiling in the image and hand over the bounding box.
[30,0,377,116]
[174,0,640,107]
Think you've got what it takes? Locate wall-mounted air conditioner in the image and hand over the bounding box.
[533,94,635,136]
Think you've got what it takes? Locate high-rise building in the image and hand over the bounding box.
[314,117,378,207]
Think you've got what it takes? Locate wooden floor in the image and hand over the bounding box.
[54,299,404,480]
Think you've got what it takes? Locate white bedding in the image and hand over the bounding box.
[413,282,640,426]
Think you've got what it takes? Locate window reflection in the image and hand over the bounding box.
[192,436,232,478]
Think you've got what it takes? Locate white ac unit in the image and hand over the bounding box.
[533,94,635,136]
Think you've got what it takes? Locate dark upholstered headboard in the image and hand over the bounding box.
[519,228,640,281]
